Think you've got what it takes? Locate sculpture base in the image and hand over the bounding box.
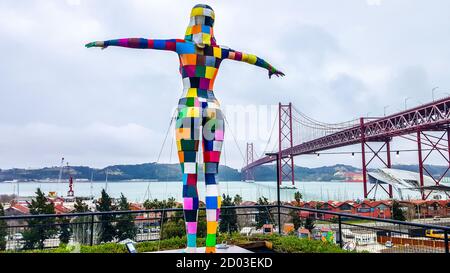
[151,245,253,253]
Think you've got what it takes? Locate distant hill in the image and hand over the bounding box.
[0,163,241,182]
[0,163,449,182]
[252,164,361,181]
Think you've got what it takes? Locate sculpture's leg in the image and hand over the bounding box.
[176,104,201,253]
[202,106,224,253]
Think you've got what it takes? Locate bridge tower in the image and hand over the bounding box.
[360,118,394,200]
[244,143,255,181]
[278,103,295,185]
[416,127,450,200]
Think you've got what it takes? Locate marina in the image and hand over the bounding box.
[0,180,426,203]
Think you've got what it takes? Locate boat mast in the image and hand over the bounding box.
[105,168,109,193]
[90,171,94,200]
[56,157,65,196]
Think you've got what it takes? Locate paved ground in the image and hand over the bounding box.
[151,246,253,253]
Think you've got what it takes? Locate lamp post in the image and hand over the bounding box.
[266,152,282,235]
[384,105,390,117]
[404,97,411,110]
[432,86,439,101]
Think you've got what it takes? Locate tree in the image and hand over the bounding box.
[290,210,303,230]
[392,201,406,221]
[115,194,137,241]
[197,205,207,238]
[289,195,303,230]
[219,194,238,233]
[233,194,243,206]
[143,197,177,224]
[143,198,177,210]
[58,217,72,245]
[256,196,271,229]
[294,191,303,204]
[161,219,185,240]
[72,198,91,245]
[0,203,7,250]
[23,188,57,249]
[160,204,207,240]
[74,198,89,213]
[166,197,177,208]
[95,189,116,243]
[304,217,315,232]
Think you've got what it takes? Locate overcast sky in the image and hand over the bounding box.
[1,0,450,170]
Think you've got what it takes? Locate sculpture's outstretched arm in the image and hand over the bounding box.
[222,48,285,78]
[85,38,178,51]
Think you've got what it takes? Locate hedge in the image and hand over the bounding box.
[3,233,352,253]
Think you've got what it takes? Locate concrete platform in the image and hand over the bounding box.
[151,245,253,253]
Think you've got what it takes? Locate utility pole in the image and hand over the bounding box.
[266,152,281,235]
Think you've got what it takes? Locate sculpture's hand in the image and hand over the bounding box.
[85,41,108,50]
[269,69,285,79]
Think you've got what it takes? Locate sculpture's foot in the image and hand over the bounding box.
[184,247,197,253]
[205,247,216,253]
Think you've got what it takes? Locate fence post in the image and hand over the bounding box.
[338,215,343,248]
[90,214,95,246]
[445,231,449,254]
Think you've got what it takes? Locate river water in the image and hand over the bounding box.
[0,180,423,202]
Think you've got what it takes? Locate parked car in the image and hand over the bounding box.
[385,241,393,248]
[12,233,23,241]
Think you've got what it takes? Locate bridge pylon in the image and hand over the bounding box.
[360,118,393,200]
[244,143,255,181]
[278,103,295,185]
[416,127,450,200]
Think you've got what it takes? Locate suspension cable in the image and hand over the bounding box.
[258,110,279,159]
[223,113,247,165]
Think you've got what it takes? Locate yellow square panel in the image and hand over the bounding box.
[205,67,217,79]
[187,107,200,117]
[202,34,211,45]
[191,7,204,17]
[185,27,192,36]
[186,88,198,97]
[247,54,257,64]
[213,47,222,58]
[242,53,249,63]
[207,221,218,232]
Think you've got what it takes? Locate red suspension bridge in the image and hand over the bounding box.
[241,97,450,200]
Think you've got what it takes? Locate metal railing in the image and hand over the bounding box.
[283,205,450,253]
[0,204,449,253]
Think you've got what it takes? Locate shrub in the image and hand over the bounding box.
[4,233,353,253]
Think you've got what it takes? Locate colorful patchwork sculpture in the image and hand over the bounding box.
[86,4,284,253]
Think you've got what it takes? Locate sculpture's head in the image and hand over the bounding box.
[185,4,216,48]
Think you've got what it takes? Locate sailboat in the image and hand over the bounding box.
[280,183,298,190]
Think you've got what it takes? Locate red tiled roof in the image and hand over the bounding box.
[54,204,72,214]
[400,200,428,205]
[298,228,310,234]
[10,204,30,214]
[129,203,143,211]
[241,201,257,206]
[357,200,392,208]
